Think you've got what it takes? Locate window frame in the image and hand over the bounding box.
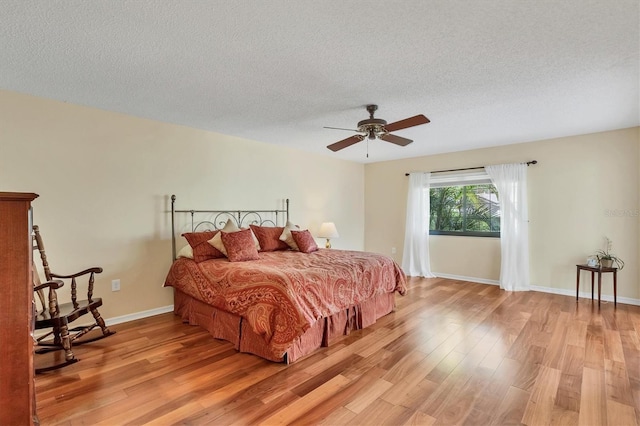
[430,229,501,238]
[428,170,501,238]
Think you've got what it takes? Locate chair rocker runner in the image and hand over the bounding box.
[32,225,114,373]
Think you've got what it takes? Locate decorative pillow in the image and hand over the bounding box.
[209,219,241,256]
[176,244,194,259]
[209,219,260,256]
[279,221,301,250]
[182,231,224,262]
[250,225,289,252]
[291,229,318,253]
[221,228,260,262]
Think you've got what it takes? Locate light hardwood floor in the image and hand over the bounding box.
[35,277,640,425]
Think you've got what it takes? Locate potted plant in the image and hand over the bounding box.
[594,237,624,270]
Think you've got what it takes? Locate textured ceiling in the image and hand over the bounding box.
[1,1,638,163]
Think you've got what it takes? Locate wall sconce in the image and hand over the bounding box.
[317,222,339,249]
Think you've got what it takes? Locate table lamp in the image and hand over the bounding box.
[318,222,339,249]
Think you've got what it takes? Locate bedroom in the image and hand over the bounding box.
[1,1,639,424]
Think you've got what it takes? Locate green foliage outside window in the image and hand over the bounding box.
[429,184,500,237]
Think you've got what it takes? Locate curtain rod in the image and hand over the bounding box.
[404,160,537,176]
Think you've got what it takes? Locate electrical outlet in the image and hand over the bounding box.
[111,279,121,292]
[391,247,397,254]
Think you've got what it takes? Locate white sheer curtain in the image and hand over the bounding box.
[402,173,436,277]
[485,163,530,291]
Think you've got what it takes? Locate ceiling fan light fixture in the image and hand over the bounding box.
[325,104,430,153]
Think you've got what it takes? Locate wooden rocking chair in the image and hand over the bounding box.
[32,225,114,373]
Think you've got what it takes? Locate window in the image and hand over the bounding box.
[428,170,500,237]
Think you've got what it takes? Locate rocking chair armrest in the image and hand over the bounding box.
[34,279,64,292]
[50,267,103,279]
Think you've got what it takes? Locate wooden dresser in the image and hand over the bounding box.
[0,192,39,425]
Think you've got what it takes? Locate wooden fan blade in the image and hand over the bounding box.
[327,134,365,152]
[380,133,413,146]
[323,126,360,132]
[384,114,430,132]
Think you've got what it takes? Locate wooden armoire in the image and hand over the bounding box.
[0,192,39,425]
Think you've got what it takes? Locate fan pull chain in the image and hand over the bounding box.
[366,138,369,158]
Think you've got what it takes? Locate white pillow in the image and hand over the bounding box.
[208,219,260,256]
[177,244,194,259]
[279,221,301,250]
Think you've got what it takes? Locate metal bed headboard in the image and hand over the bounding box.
[170,195,289,261]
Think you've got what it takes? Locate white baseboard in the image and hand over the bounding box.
[105,305,174,326]
[33,305,175,339]
[433,272,500,286]
[432,273,640,306]
[530,285,640,306]
[33,305,173,338]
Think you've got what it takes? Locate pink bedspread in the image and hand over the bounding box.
[164,249,406,358]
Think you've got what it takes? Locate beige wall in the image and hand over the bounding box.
[365,127,640,300]
[1,90,365,321]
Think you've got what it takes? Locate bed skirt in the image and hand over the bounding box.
[172,289,396,363]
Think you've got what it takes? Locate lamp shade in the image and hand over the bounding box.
[318,222,339,239]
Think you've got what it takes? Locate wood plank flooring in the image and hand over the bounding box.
[35,277,640,425]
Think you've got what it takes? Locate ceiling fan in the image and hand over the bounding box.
[325,104,430,152]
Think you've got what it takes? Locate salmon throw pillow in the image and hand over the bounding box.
[221,228,260,262]
[290,230,318,253]
[182,231,224,262]
[250,225,289,252]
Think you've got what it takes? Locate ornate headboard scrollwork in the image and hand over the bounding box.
[170,195,290,261]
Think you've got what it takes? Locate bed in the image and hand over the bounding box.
[164,195,407,363]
